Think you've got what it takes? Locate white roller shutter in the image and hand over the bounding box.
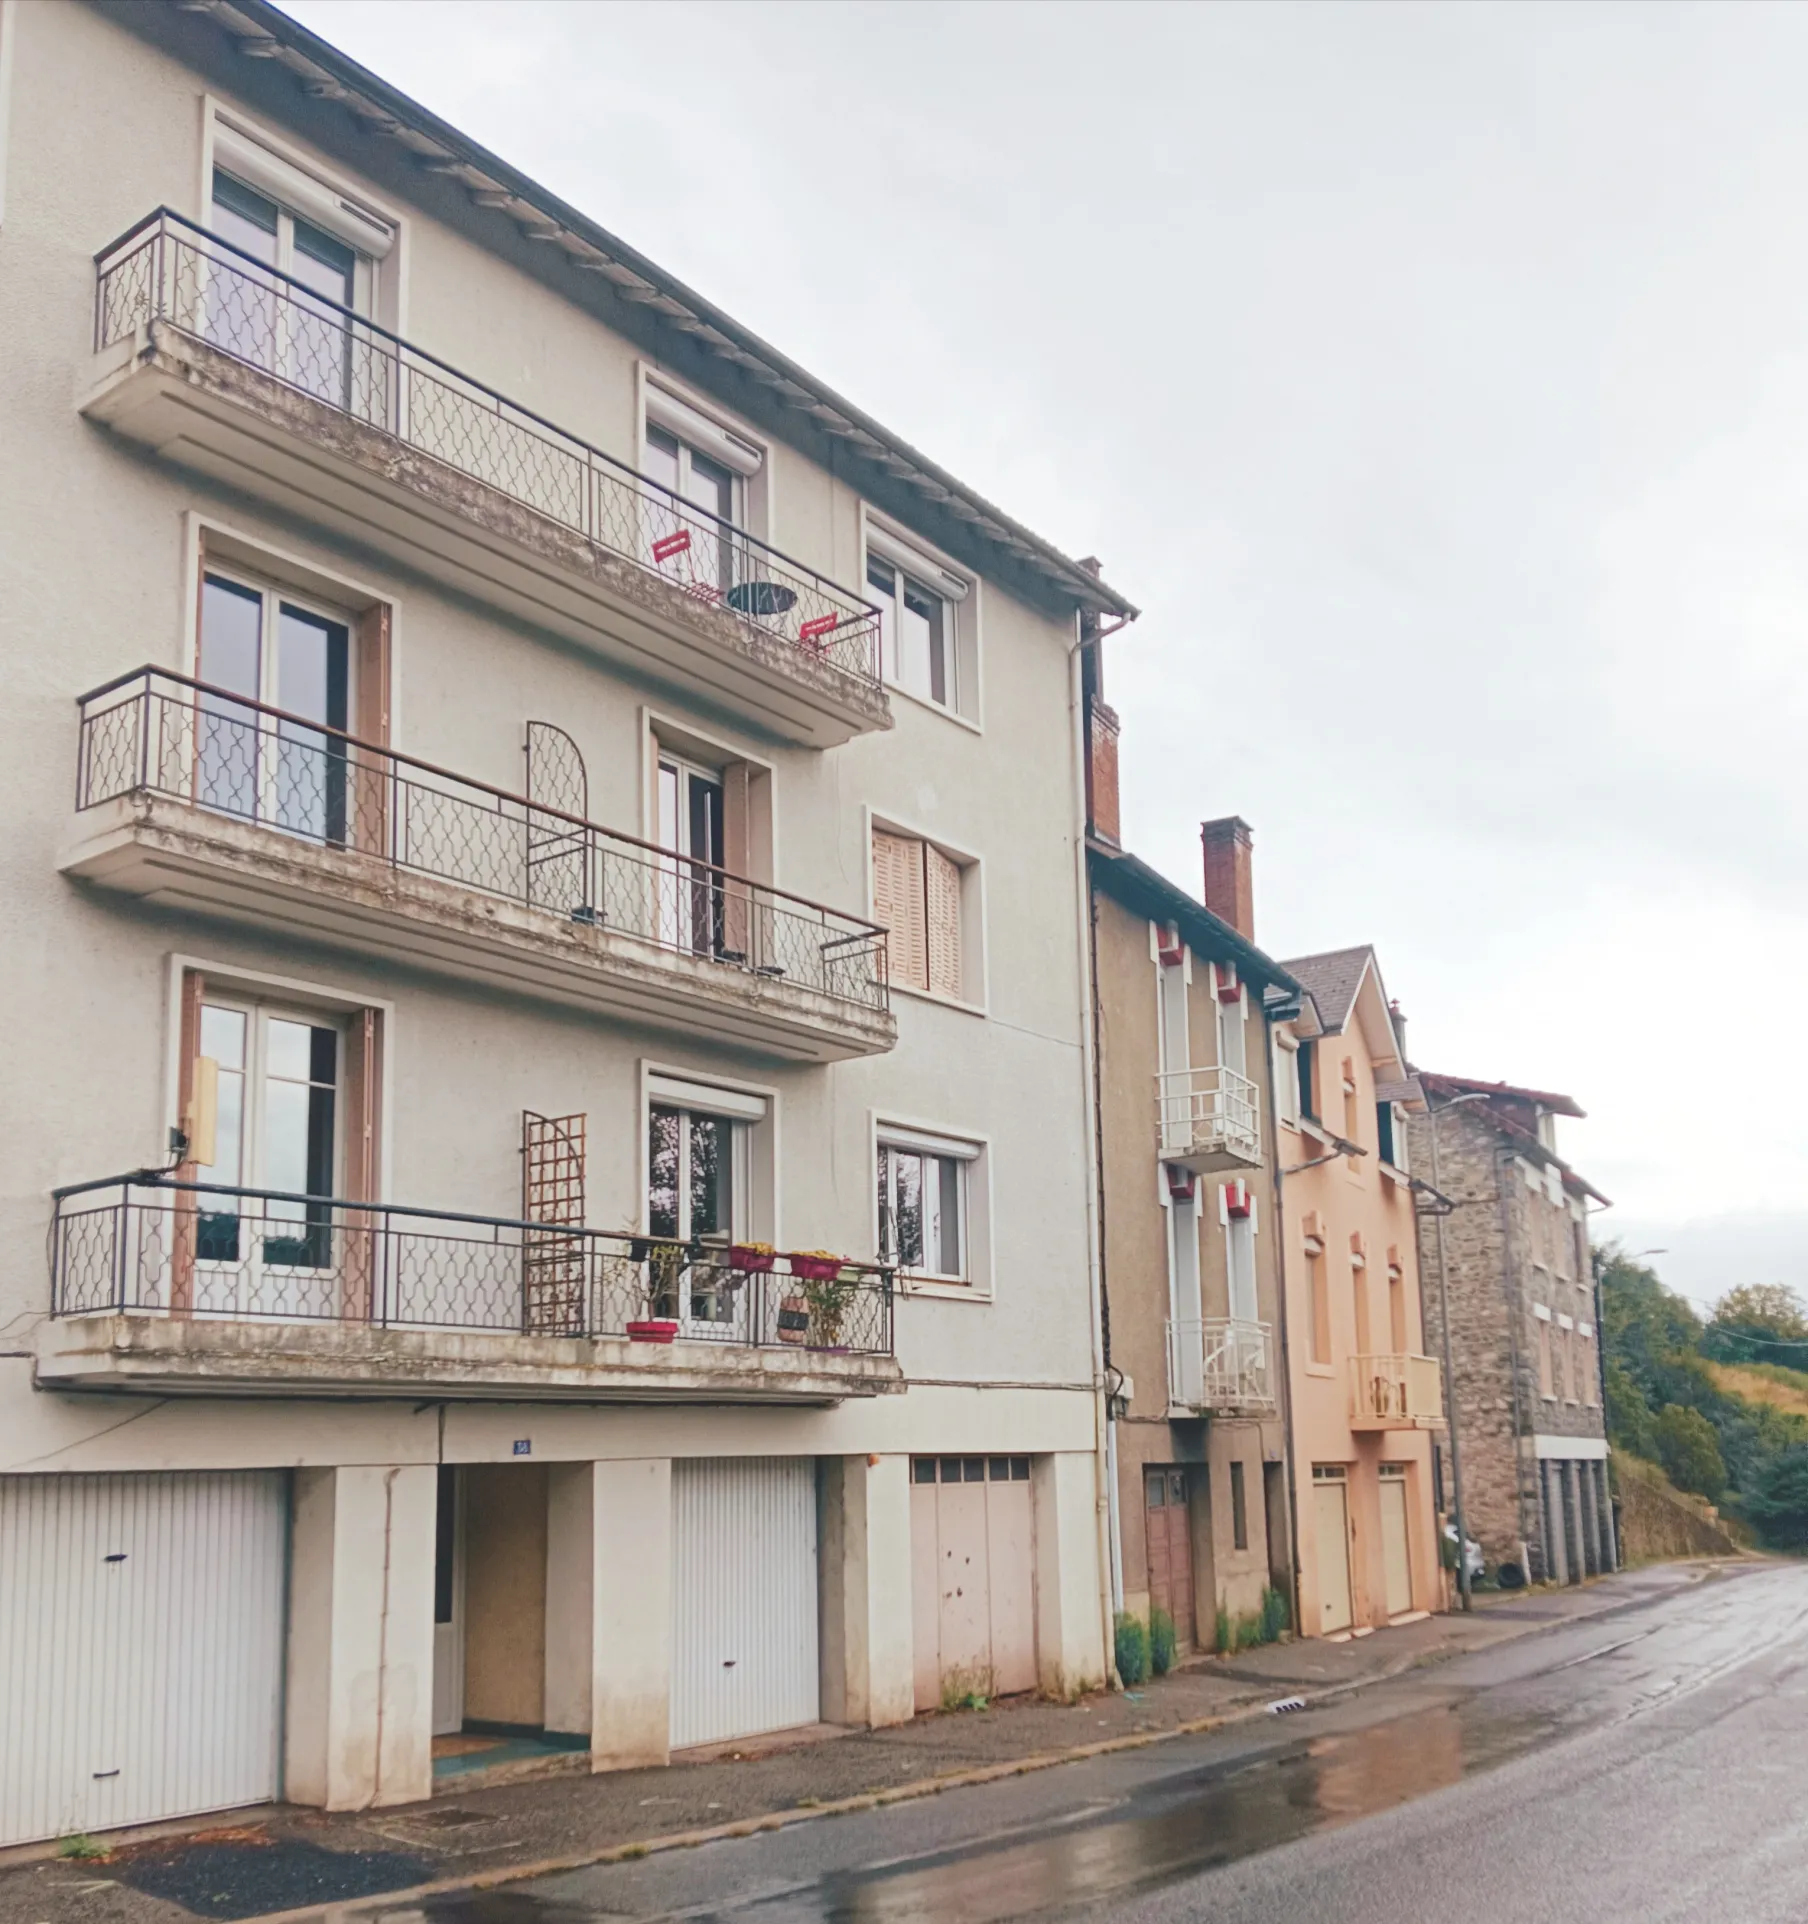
[0,1472,286,1847]
[671,1459,818,1751]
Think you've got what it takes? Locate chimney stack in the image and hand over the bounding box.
[1087,700,1122,844]
[1201,816,1254,939]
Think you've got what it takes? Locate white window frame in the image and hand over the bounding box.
[861,509,982,730]
[1221,1191,1260,1325]
[635,367,771,545]
[876,1128,975,1284]
[873,1114,992,1300]
[1272,1034,1299,1129]
[638,1062,777,1251]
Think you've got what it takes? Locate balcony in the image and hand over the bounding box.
[1155,1066,1262,1171]
[40,1176,901,1404]
[61,669,895,1064]
[1349,1353,1445,1431]
[1167,1317,1274,1416]
[83,211,890,748]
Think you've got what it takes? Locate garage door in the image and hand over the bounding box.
[911,1455,1036,1712]
[1379,1466,1413,1618]
[1312,1468,1353,1635]
[0,1472,286,1848]
[671,1458,819,1751]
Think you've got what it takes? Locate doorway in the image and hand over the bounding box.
[1312,1467,1353,1635]
[1379,1465,1413,1618]
[1144,1467,1195,1650]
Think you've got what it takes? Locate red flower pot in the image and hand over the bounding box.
[788,1254,844,1282]
[626,1318,679,1344]
[730,1245,777,1274]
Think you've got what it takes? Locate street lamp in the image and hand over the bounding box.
[1422,1089,1490,1612]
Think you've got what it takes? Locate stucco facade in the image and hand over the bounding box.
[1273,948,1444,1637]
[0,0,1125,1842]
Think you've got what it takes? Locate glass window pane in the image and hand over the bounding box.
[263,1076,311,1192]
[265,1017,313,1083]
[198,577,265,819]
[900,578,944,705]
[644,425,680,493]
[876,1147,892,1263]
[211,171,279,262]
[866,559,898,683]
[647,1106,680,1240]
[689,1113,729,1239]
[200,576,264,699]
[291,220,355,305]
[895,1151,923,1268]
[277,606,349,729]
[937,1156,963,1276]
[683,446,734,523]
[200,1004,247,1072]
[204,1064,245,1189]
[305,1074,337,1198]
[275,607,349,841]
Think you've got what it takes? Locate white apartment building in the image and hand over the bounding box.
[0,0,1134,1845]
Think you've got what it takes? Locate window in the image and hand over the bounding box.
[878,1129,977,1282]
[197,569,352,841]
[873,827,967,1000]
[1273,1037,1299,1129]
[1388,1257,1408,1352]
[655,748,726,956]
[648,1103,741,1246]
[1216,982,1247,1079]
[1537,1316,1555,1398]
[641,388,763,600]
[914,1456,1028,1483]
[1298,1041,1317,1122]
[1229,1460,1249,1551]
[210,169,362,406]
[867,557,953,708]
[1224,1199,1258,1324]
[1375,1101,1397,1166]
[1341,1058,1360,1145]
[193,997,339,1274]
[1307,1241,1331,1364]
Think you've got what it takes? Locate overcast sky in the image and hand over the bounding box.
[283,0,1808,1307]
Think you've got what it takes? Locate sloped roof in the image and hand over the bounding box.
[144,0,1137,623]
[1087,840,1300,995]
[1418,1071,1586,1120]
[1278,945,1373,1035]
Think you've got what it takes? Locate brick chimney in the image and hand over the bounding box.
[1201,816,1254,939]
[1087,700,1122,844]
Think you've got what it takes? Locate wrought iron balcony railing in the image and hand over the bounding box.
[51,1175,895,1358]
[1167,1316,1274,1412]
[94,209,883,690]
[76,668,889,1014]
[1350,1352,1444,1427]
[1155,1065,1262,1166]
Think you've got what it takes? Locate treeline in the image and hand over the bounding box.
[1600,1252,1808,1550]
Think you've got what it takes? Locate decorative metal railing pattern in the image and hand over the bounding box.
[76,668,889,1015]
[1166,1316,1274,1412]
[94,209,883,689]
[1155,1065,1262,1163]
[1350,1352,1444,1425]
[50,1176,895,1358]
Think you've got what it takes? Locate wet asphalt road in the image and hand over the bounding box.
[393,1561,1808,1924]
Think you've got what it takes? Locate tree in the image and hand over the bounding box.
[1653,1403,1727,1504]
[1745,1446,1808,1552]
[1604,1359,1657,1460]
[1713,1284,1808,1340]
[1597,1246,1702,1397]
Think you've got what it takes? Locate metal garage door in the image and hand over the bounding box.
[0,1472,287,1848]
[671,1458,819,1751]
[910,1455,1037,1712]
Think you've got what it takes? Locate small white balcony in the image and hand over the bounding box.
[1167,1317,1274,1416]
[1155,1066,1262,1171]
[1350,1353,1445,1430]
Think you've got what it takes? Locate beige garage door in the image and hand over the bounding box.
[910,1456,1036,1711]
[1380,1466,1413,1618]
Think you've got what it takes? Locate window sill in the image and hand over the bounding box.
[890,980,987,1019]
[901,1278,990,1304]
[884,678,983,736]
[1379,1161,1409,1185]
[1305,1362,1338,1379]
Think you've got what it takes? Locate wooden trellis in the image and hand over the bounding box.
[522,1109,587,1335]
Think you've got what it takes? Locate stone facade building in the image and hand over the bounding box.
[1406,1074,1613,1586]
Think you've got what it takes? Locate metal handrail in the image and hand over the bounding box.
[1167,1314,1274,1410]
[76,668,890,1012]
[94,208,884,689]
[49,1174,895,1356]
[1154,1065,1262,1153]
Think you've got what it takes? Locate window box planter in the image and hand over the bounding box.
[730,1242,777,1274]
[626,1318,680,1344]
[787,1251,845,1283]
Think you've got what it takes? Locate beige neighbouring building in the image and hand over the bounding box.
[0,0,1129,1845]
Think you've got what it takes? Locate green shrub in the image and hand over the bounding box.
[1745,1444,1808,1551]
[1258,1585,1291,1643]
[1214,1602,1234,1655]
[1148,1605,1176,1675]
[1654,1402,1728,1503]
[1114,1610,1150,1685]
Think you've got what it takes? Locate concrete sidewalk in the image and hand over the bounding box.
[0,1559,1744,1924]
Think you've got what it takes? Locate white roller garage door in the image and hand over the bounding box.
[0,1472,287,1848]
[671,1458,818,1751]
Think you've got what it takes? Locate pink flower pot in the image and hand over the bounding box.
[626,1318,679,1344]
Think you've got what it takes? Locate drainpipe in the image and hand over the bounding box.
[1071,618,1121,1681]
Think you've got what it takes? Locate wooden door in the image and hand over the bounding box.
[1313,1475,1353,1634]
[1144,1468,1194,1647]
[1380,1470,1413,1618]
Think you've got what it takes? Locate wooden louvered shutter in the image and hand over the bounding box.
[340,1008,383,1320]
[872,828,927,991]
[925,844,962,1000]
[352,604,392,858]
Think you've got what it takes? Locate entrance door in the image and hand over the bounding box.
[672,1459,819,1751]
[656,752,726,957]
[1312,1470,1353,1634]
[1379,1467,1413,1618]
[1144,1468,1195,1648]
[0,1472,285,1847]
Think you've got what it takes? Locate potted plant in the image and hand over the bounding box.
[787,1248,844,1283]
[729,1240,776,1274]
[801,1273,858,1350]
[627,1237,686,1340]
